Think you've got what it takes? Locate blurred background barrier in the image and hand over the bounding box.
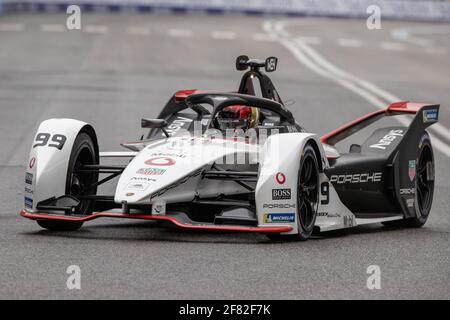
[1,0,450,21]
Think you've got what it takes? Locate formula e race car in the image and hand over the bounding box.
[21,55,439,241]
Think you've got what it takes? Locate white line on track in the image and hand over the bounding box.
[84,25,109,34]
[126,27,150,35]
[337,38,362,48]
[252,33,277,42]
[211,31,236,40]
[296,36,321,45]
[40,24,65,32]
[380,42,406,51]
[168,29,193,37]
[0,23,24,31]
[264,20,450,157]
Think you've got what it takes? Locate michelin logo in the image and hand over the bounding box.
[263,213,295,223]
[24,196,33,209]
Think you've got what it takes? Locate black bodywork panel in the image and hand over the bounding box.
[326,105,439,219]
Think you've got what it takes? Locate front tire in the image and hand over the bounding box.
[37,132,98,232]
[267,143,320,241]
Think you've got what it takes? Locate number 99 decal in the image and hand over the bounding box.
[33,133,67,150]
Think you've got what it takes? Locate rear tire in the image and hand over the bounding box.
[37,132,98,232]
[383,133,434,228]
[267,143,320,241]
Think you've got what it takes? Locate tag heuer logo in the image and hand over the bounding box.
[272,189,291,200]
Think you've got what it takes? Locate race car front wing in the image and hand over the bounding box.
[20,210,293,234]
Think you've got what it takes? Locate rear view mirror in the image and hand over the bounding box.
[141,118,169,137]
[265,57,277,72]
[141,118,167,128]
[236,55,249,71]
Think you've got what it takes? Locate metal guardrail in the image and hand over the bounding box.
[1,0,450,22]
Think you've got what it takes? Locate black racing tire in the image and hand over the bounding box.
[383,133,434,228]
[37,132,98,232]
[267,143,320,241]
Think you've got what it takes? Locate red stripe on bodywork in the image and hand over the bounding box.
[20,210,292,234]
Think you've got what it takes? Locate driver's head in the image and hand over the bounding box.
[216,105,260,131]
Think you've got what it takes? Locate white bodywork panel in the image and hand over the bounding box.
[24,119,92,212]
[114,136,259,204]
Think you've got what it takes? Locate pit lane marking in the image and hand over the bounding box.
[211,30,236,40]
[337,38,362,48]
[0,23,24,31]
[84,25,109,34]
[380,42,406,51]
[126,27,150,35]
[168,28,193,37]
[297,36,321,45]
[41,24,65,32]
[252,33,277,41]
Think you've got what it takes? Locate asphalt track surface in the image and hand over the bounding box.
[0,13,449,299]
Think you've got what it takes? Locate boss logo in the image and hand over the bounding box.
[272,189,291,200]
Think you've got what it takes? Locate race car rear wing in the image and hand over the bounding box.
[321,101,440,146]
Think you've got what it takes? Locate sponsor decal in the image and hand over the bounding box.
[263,213,295,224]
[370,129,403,150]
[25,172,33,185]
[423,109,438,123]
[152,201,166,215]
[131,177,156,182]
[24,196,33,209]
[317,212,341,218]
[145,157,176,166]
[408,160,416,182]
[400,188,415,195]
[263,203,295,209]
[272,188,291,200]
[328,213,341,218]
[275,172,286,185]
[24,187,33,195]
[28,157,36,169]
[149,152,186,159]
[330,172,382,184]
[126,182,149,191]
[343,215,355,228]
[418,134,428,149]
[136,168,166,175]
[126,192,135,197]
[164,116,192,136]
[406,198,415,208]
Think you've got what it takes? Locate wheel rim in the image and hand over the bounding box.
[416,146,434,216]
[69,145,95,213]
[298,154,319,231]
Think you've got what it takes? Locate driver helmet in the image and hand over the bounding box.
[216,105,260,130]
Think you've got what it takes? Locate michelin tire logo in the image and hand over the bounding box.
[263,213,295,223]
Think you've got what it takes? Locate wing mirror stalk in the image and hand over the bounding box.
[141,118,170,138]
